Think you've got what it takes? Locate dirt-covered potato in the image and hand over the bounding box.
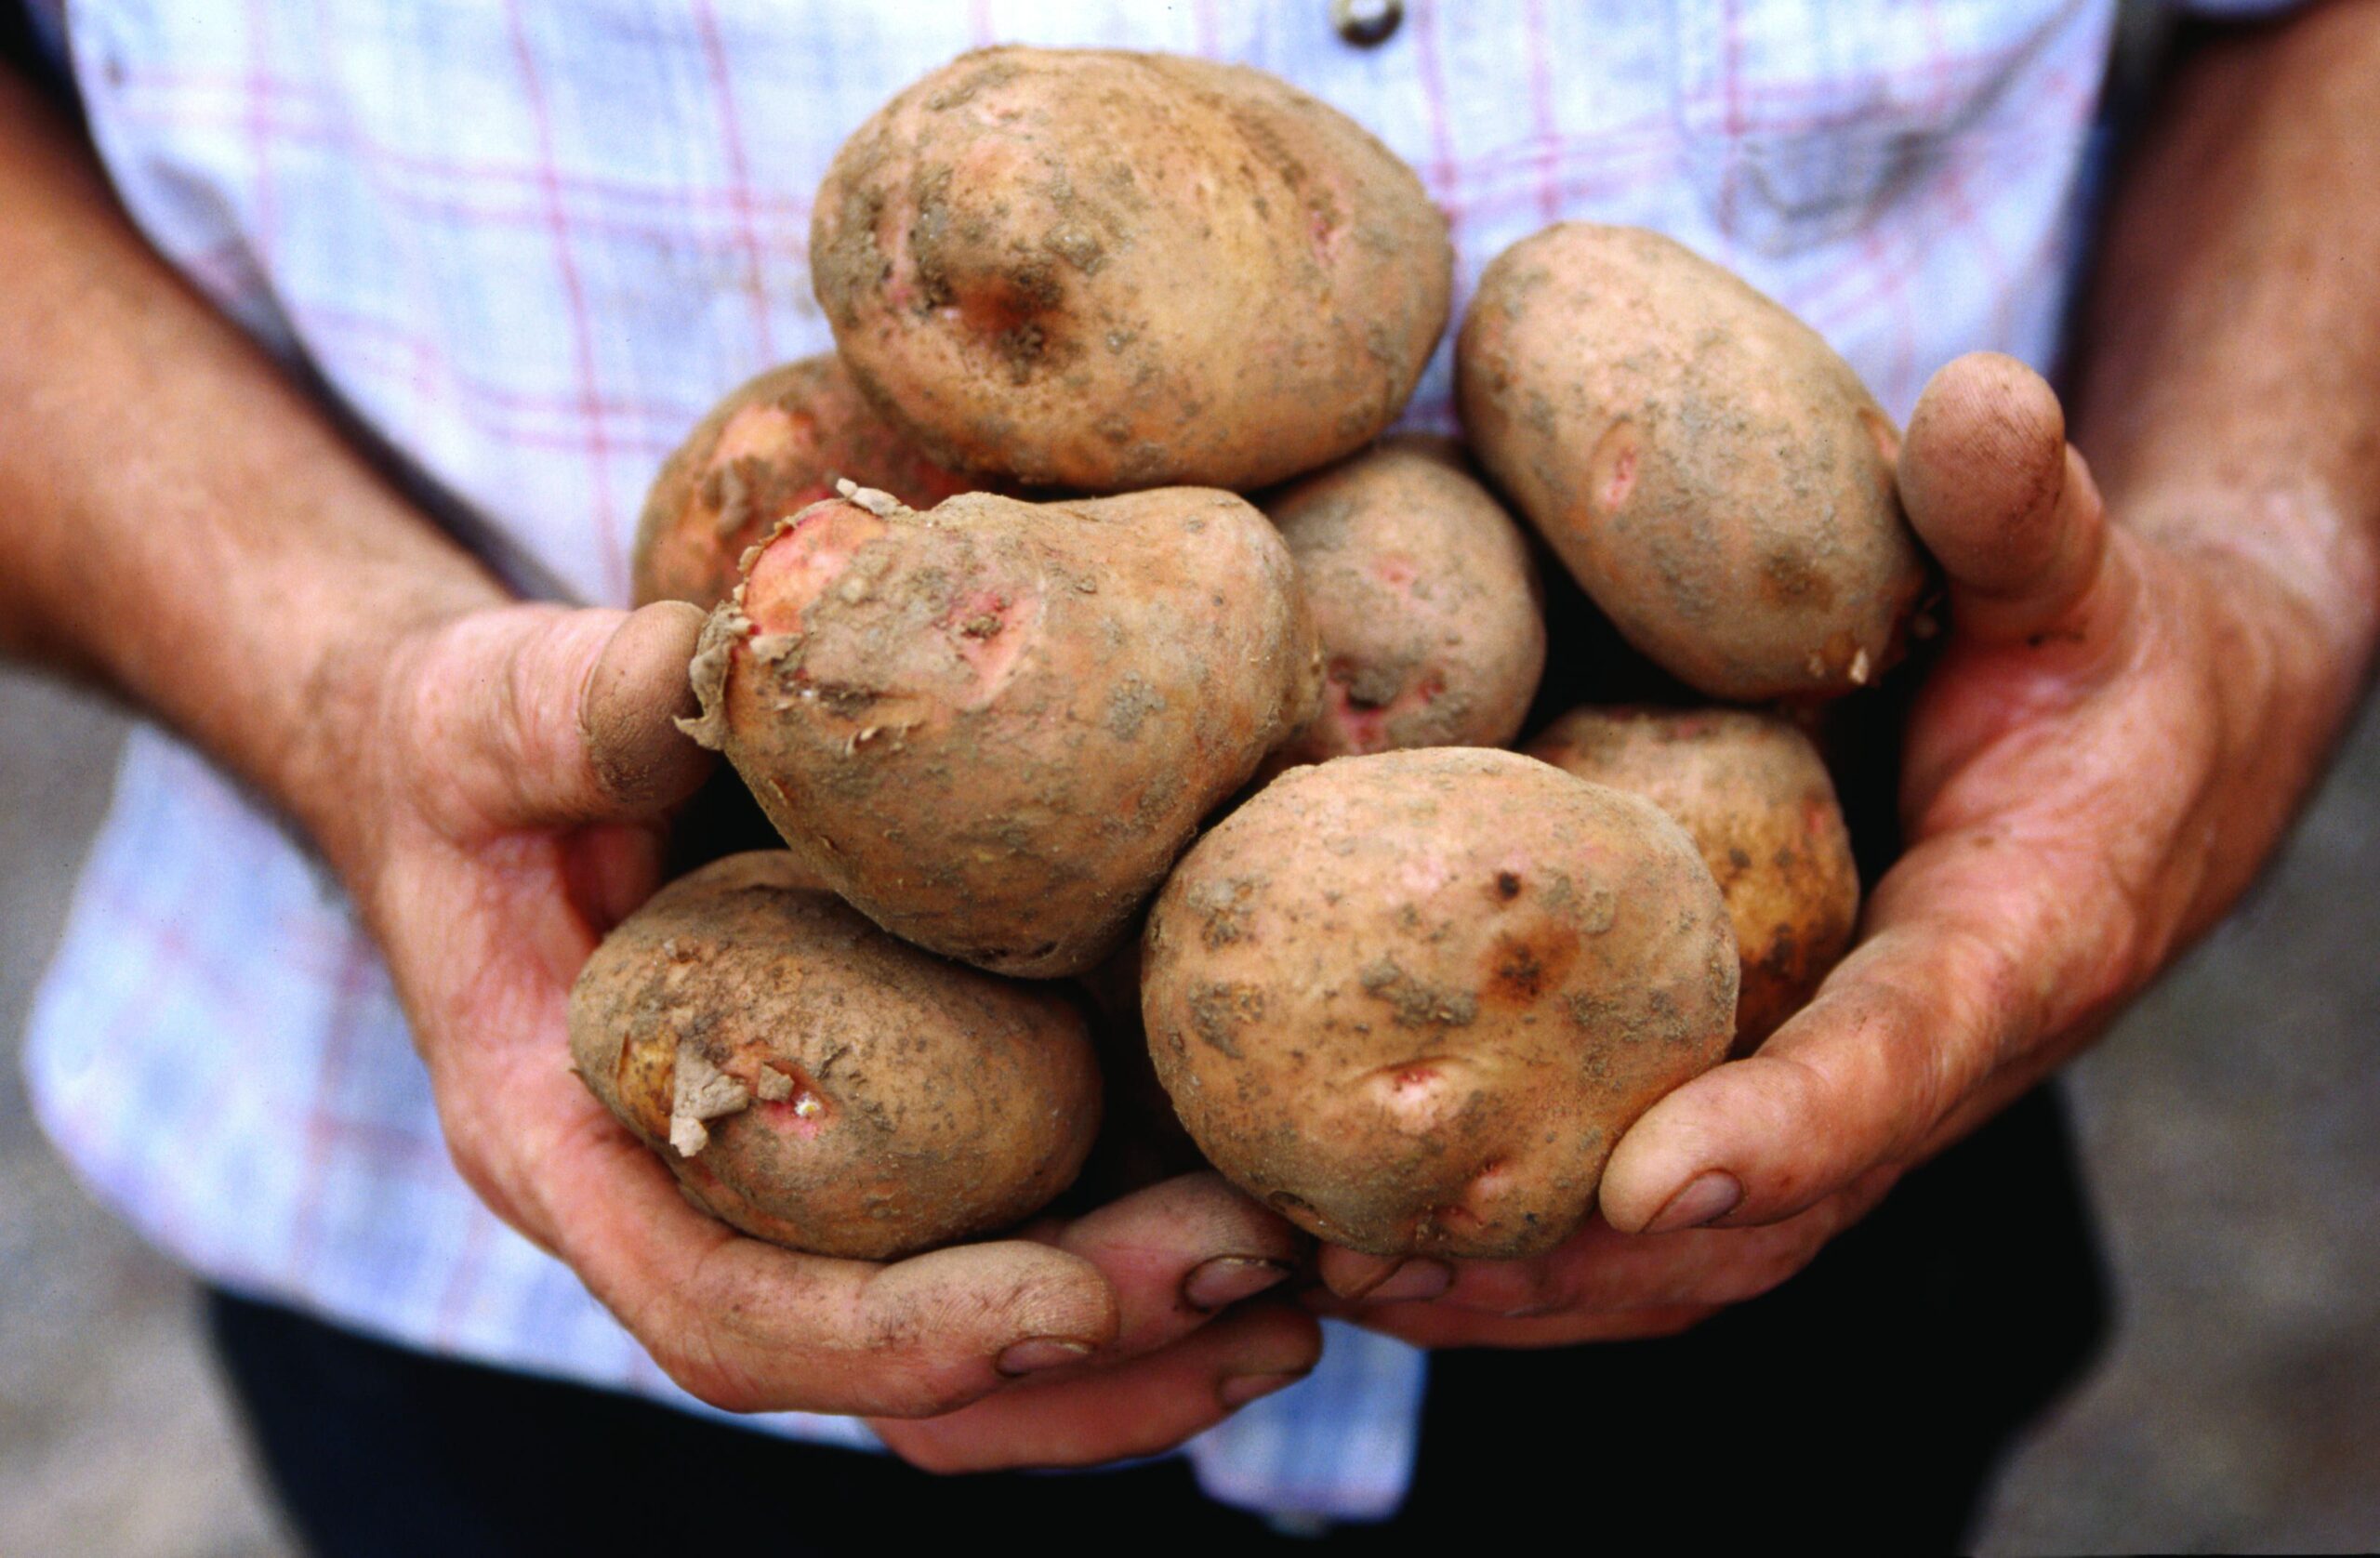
[1459,223,1931,700]
[1260,435,1545,772]
[1143,748,1737,1259]
[1527,706,1858,1050]
[681,485,1321,978]
[812,47,1452,493]
[634,355,975,612]
[567,852,1102,1260]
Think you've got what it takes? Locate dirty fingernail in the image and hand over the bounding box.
[995,1338,1094,1377]
[1220,1369,1309,1408]
[1364,1258,1453,1303]
[1646,1170,1743,1234]
[1183,1256,1294,1313]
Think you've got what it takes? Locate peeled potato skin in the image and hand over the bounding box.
[567,852,1102,1260]
[1142,748,1737,1259]
[1527,706,1859,1050]
[633,355,976,612]
[811,47,1452,492]
[1261,435,1546,772]
[1458,223,1931,700]
[684,488,1321,978]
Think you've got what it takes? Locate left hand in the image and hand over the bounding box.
[1316,352,2365,1344]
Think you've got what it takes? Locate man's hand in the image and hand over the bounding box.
[1320,2,2380,1343]
[1317,351,2368,1340]
[327,598,1320,1469]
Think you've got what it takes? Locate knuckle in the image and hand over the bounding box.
[867,1377,985,1422]
[644,1326,773,1415]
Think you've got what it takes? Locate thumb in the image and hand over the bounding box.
[401,601,715,838]
[1898,351,2109,645]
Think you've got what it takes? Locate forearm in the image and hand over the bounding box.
[0,67,506,868]
[2072,0,2380,690]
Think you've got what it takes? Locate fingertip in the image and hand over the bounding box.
[580,601,714,812]
[874,1302,1322,1472]
[1316,1246,1407,1301]
[1900,352,2073,592]
[1206,1301,1325,1407]
[1596,1062,1786,1235]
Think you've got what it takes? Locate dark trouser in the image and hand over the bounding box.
[208,1085,2104,1555]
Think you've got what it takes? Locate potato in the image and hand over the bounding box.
[811,47,1452,493]
[1527,706,1858,1050]
[681,484,1321,978]
[1143,748,1736,1259]
[1260,435,1545,772]
[567,852,1101,1260]
[1458,223,1931,700]
[633,355,975,612]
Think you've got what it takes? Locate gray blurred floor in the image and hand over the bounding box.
[0,675,291,1558]
[4,662,2377,1556]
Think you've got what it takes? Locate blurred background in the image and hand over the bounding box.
[5,654,2378,1554]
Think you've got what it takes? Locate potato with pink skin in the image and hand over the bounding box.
[1260,435,1545,772]
[681,486,1321,978]
[1458,223,1932,700]
[1527,706,1859,1051]
[633,355,976,612]
[1142,748,1737,1260]
[567,852,1102,1260]
[811,47,1451,492]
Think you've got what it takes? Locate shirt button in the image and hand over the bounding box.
[1332,0,1403,47]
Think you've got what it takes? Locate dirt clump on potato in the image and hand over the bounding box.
[1260,435,1545,772]
[681,485,1321,978]
[567,852,1102,1260]
[634,355,977,612]
[1459,223,1931,700]
[1143,747,1737,1259]
[812,47,1452,493]
[1528,706,1858,1050]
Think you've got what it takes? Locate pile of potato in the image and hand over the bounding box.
[571,46,1931,1263]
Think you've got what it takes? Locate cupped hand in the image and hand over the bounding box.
[1321,350,2364,1344]
[337,600,1317,1468]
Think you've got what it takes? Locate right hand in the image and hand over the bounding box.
[325,599,1320,1471]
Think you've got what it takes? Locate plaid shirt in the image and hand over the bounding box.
[24,0,2196,1523]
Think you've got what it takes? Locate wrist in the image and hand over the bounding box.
[2121,478,2380,709]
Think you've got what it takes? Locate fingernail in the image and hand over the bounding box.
[1646,1170,1743,1234]
[1183,1256,1293,1313]
[1363,1258,1453,1303]
[995,1338,1093,1377]
[1220,1369,1309,1408]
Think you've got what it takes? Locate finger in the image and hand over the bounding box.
[581,601,717,809]
[1419,1176,1894,1318]
[1036,1173,1304,1356]
[558,820,670,935]
[1315,1247,1453,1303]
[1898,351,2109,644]
[493,1050,1119,1419]
[1311,1299,1716,1350]
[870,1303,1323,1472]
[1595,823,2131,1236]
[401,601,713,838]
